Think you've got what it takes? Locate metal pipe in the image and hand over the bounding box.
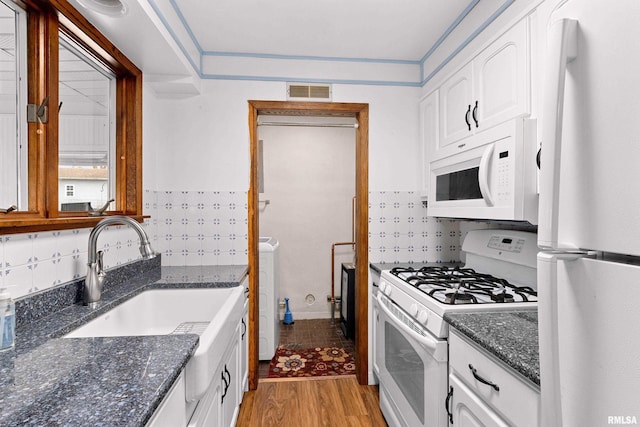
[329,197,358,323]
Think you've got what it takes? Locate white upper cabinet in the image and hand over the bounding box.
[474,18,530,132]
[436,18,531,158]
[419,89,438,197]
[439,63,474,149]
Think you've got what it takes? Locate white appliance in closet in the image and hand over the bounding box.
[258,237,280,360]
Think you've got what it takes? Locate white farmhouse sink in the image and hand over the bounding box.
[65,287,245,402]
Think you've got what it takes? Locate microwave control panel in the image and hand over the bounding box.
[495,148,512,203]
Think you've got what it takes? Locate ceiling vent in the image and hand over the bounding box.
[287,83,332,102]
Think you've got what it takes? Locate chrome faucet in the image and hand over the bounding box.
[85,216,156,307]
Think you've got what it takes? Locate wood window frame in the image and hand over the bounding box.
[0,0,143,234]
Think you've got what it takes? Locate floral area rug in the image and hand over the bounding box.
[267,346,356,378]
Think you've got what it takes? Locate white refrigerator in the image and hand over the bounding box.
[538,0,640,426]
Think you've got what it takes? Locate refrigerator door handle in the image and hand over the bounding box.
[478,143,494,206]
[538,18,578,249]
[538,251,583,427]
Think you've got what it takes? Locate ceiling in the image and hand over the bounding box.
[66,0,480,82]
[172,0,471,61]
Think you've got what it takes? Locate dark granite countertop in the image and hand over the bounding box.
[0,264,248,427]
[444,310,540,387]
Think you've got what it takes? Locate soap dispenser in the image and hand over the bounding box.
[0,288,15,351]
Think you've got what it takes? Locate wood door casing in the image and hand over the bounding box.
[247,101,369,389]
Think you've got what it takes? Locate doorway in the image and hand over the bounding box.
[247,101,369,389]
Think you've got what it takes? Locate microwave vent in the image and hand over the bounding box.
[287,83,332,102]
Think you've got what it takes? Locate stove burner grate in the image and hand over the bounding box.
[389,265,536,305]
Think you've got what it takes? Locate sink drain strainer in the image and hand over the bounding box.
[171,322,210,336]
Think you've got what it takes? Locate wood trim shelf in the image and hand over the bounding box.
[0,215,149,234]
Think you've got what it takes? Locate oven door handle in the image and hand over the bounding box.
[376,293,440,353]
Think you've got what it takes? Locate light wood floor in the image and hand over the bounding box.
[236,376,388,426]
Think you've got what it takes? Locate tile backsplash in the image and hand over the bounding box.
[368,191,461,264]
[0,226,146,299]
[0,189,462,299]
[146,190,249,267]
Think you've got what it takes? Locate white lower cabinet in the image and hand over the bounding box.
[146,372,190,427]
[187,330,240,427]
[448,374,509,427]
[447,331,539,427]
[189,313,242,427]
[146,283,248,427]
[239,276,249,398]
[187,372,222,427]
[221,331,240,427]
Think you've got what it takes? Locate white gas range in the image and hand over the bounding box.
[373,229,538,427]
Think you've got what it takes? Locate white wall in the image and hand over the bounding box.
[143,80,448,270]
[149,80,282,192]
[147,80,422,192]
[258,123,355,319]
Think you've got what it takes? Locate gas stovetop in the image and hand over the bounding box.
[376,230,539,338]
[388,266,537,305]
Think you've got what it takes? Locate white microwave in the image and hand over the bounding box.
[427,118,538,224]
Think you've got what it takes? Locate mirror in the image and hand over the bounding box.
[0,1,27,211]
[58,33,115,213]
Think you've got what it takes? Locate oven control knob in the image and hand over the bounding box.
[379,282,387,293]
[383,284,392,296]
[417,310,429,325]
[410,304,419,317]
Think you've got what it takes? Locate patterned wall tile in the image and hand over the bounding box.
[0,189,467,298]
[150,190,249,267]
[0,219,157,299]
[368,191,462,264]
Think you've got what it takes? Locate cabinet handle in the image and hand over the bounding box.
[225,366,231,387]
[241,318,247,340]
[468,364,500,391]
[536,146,542,169]
[472,100,479,128]
[465,105,471,131]
[221,365,232,403]
[445,385,454,424]
[221,369,228,403]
